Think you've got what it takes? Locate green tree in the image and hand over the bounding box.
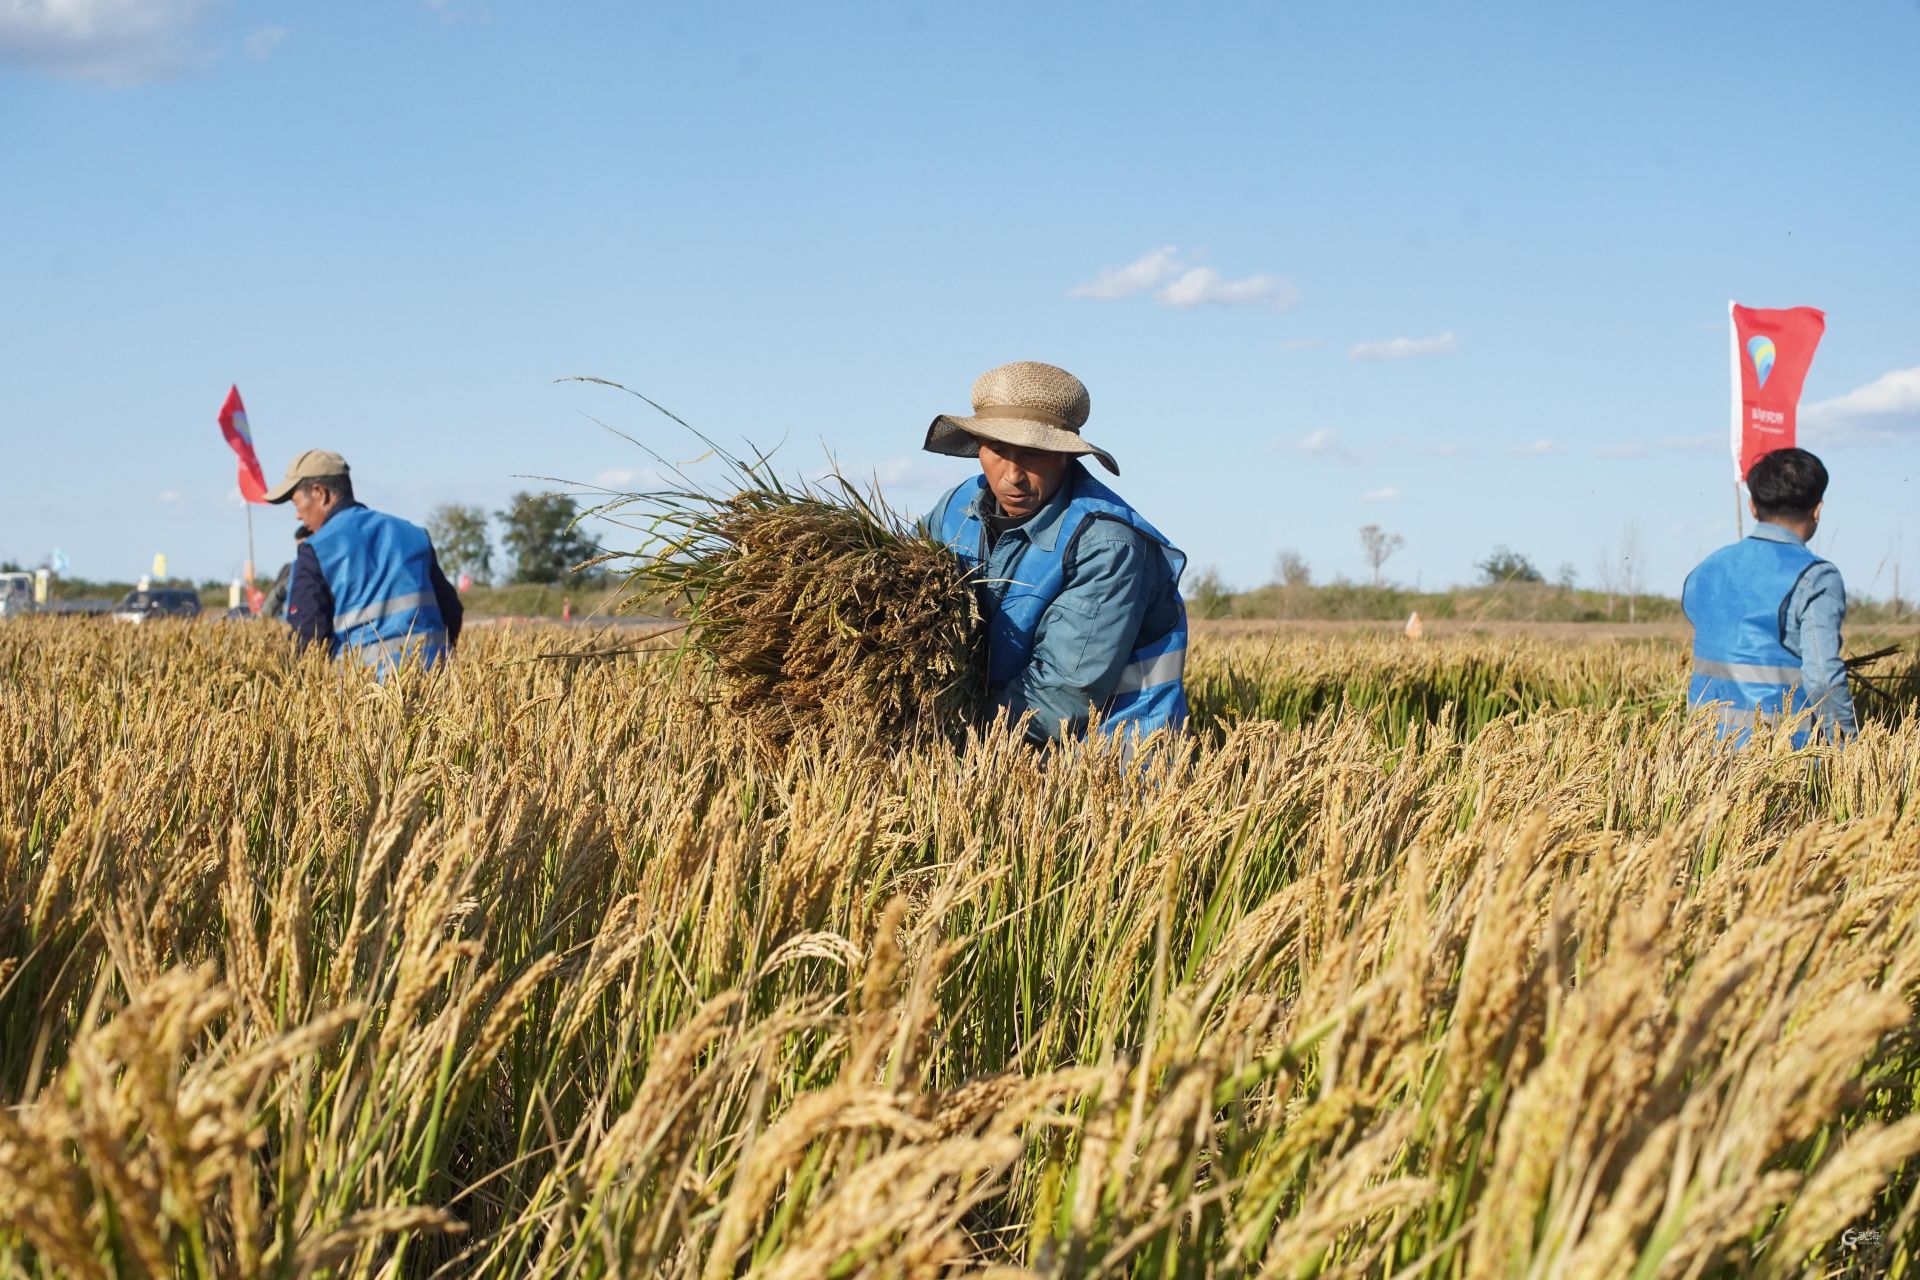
[497,491,597,584]
[1478,546,1544,585]
[427,503,495,585]
[1187,565,1234,620]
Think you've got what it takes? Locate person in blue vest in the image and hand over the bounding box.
[1682,447,1856,746]
[264,449,463,673]
[922,361,1187,744]
[259,523,310,621]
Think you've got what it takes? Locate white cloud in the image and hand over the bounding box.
[1509,438,1556,456]
[1360,486,1401,502]
[1071,246,1299,310]
[1069,246,1183,301]
[1389,436,1467,457]
[1158,266,1299,310]
[1280,428,1363,463]
[1349,332,1461,361]
[1803,367,1920,442]
[798,457,952,506]
[1592,433,1718,459]
[156,488,181,503]
[866,456,952,491]
[244,25,286,59]
[0,0,212,83]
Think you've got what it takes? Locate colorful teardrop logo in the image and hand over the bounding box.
[1748,335,1777,389]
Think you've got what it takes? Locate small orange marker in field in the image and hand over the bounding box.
[1403,611,1424,640]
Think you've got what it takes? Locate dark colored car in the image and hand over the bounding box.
[113,589,203,624]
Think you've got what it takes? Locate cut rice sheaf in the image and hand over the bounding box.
[602,440,985,746]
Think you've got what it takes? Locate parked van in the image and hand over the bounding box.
[0,572,35,618]
[112,588,203,624]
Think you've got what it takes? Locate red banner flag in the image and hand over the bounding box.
[218,385,269,504]
[1730,303,1825,480]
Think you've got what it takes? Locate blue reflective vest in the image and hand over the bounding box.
[1682,534,1821,747]
[936,466,1188,739]
[307,505,448,673]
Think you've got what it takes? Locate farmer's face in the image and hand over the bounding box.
[290,481,340,532]
[977,441,1071,521]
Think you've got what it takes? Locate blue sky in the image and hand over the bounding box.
[2,0,1915,600]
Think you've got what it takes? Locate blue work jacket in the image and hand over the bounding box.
[928,463,1188,742]
[1682,523,1854,746]
[297,505,451,674]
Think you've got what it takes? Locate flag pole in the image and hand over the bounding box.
[1729,301,1744,541]
[246,503,257,591]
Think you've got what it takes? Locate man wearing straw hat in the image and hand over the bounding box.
[924,361,1188,744]
[266,448,463,674]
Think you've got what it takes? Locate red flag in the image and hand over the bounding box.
[218,385,270,504]
[1730,303,1825,480]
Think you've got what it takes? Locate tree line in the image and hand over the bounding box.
[1186,522,1657,623]
[425,492,602,587]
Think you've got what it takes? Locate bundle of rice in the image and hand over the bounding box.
[601,424,985,746]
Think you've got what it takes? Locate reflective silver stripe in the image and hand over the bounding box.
[356,639,408,666]
[1692,657,1801,686]
[1112,645,1185,695]
[334,590,433,632]
[354,631,445,666]
[1709,705,1758,730]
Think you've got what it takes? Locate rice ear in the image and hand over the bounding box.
[597,431,986,748]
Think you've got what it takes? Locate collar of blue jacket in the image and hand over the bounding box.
[1749,520,1808,547]
[959,472,1078,552]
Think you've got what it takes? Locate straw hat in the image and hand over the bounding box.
[923,361,1119,475]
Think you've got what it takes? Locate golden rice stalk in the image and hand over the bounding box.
[1762,1116,1920,1275]
[580,391,986,746]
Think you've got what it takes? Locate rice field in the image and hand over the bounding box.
[3,618,1919,1278]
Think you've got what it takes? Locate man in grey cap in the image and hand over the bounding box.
[924,361,1188,744]
[266,449,463,672]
